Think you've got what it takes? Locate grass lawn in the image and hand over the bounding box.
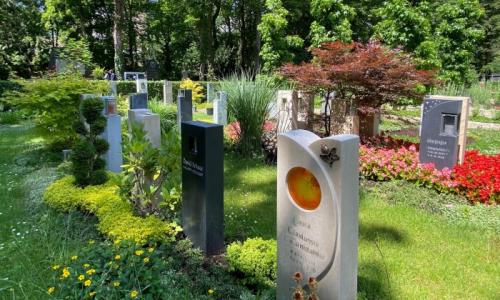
[0,124,100,299]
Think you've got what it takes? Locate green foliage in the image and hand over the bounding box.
[0,80,23,111]
[91,66,106,80]
[44,175,182,244]
[71,98,109,187]
[309,0,356,46]
[149,101,178,133]
[0,111,24,125]
[59,38,93,74]
[430,81,499,108]
[5,77,108,149]
[226,238,277,288]
[258,0,304,73]
[220,74,278,156]
[121,124,181,218]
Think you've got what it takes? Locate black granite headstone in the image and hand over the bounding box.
[419,97,462,170]
[177,89,193,127]
[181,121,224,255]
[129,93,148,109]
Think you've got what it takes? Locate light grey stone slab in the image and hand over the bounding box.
[136,78,148,94]
[102,114,123,173]
[213,91,227,125]
[277,130,359,300]
[128,109,161,148]
[177,89,193,128]
[163,80,173,104]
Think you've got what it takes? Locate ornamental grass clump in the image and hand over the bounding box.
[220,73,278,156]
[71,97,109,187]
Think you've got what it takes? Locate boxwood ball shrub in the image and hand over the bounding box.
[226,237,277,288]
[72,97,109,187]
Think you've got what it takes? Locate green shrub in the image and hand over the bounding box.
[430,82,499,109]
[71,98,109,187]
[91,66,105,80]
[121,124,181,217]
[149,101,178,133]
[0,80,23,111]
[114,80,218,102]
[44,175,181,244]
[220,74,278,156]
[0,110,24,125]
[5,76,108,148]
[226,238,277,288]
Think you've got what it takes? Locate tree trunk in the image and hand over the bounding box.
[113,0,125,79]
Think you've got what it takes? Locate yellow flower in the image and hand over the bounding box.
[143,257,150,263]
[147,247,154,253]
[114,255,121,260]
[83,263,90,269]
[78,274,85,281]
[52,265,60,270]
[134,250,144,256]
[71,255,78,261]
[130,290,139,298]
[61,267,70,278]
[113,281,120,287]
[208,288,214,294]
[89,291,96,297]
[86,269,96,275]
[48,287,55,294]
[84,279,92,287]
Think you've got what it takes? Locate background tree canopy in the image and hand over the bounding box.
[0,0,497,84]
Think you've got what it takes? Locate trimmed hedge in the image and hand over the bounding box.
[44,175,182,244]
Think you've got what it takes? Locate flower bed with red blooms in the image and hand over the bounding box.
[453,150,500,204]
[360,144,499,204]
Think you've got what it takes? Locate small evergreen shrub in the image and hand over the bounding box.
[44,175,181,244]
[226,238,277,288]
[71,97,109,187]
[180,78,205,104]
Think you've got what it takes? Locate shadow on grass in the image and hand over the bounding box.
[359,223,407,244]
[358,261,395,300]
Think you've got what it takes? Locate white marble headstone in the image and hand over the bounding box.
[277,130,359,300]
[213,91,227,125]
[136,78,148,94]
[277,90,294,133]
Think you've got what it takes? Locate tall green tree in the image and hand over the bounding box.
[309,0,355,47]
[257,0,303,73]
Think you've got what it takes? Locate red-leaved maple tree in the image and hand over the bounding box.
[281,41,436,136]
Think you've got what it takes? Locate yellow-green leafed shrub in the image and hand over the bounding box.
[226,238,277,287]
[44,175,181,244]
[180,78,205,104]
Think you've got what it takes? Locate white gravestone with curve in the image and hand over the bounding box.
[213,91,227,125]
[277,130,359,300]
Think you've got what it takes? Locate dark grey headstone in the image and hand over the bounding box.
[419,97,462,170]
[181,121,224,255]
[129,93,148,109]
[177,89,193,127]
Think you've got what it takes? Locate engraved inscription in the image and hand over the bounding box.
[182,158,204,177]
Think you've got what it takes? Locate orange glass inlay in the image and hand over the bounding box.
[287,167,321,210]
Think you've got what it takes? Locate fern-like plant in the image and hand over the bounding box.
[71,97,109,187]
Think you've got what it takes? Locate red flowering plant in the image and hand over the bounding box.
[453,151,500,204]
[225,120,276,144]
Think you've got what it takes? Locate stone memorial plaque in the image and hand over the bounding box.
[213,91,227,125]
[277,130,359,300]
[163,80,173,104]
[181,121,224,255]
[129,93,148,109]
[128,109,161,148]
[136,78,148,94]
[177,89,193,128]
[419,96,470,170]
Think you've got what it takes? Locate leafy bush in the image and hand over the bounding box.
[121,124,181,217]
[220,74,278,156]
[0,110,24,125]
[91,66,106,80]
[5,76,108,148]
[180,78,205,104]
[226,238,277,288]
[71,98,109,187]
[46,239,252,299]
[44,176,181,244]
[0,80,23,111]
[149,101,178,133]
